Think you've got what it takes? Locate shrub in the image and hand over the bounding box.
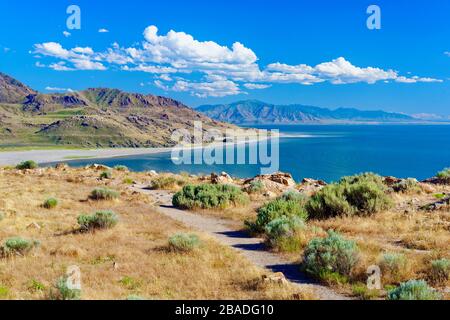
[51,277,81,300]
[302,231,359,279]
[168,233,200,252]
[379,253,407,281]
[392,178,421,193]
[306,173,392,219]
[1,237,39,256]
[306,184,354,219]
[172,184,249,210]
[90,187,119,200]
[148,176,186,190]
[252,197,308,233]
[43,197,58,209]
[123,177,134,185]
[99,171,113,180]
[343,179,392,215]
[119,276,142,290]
[264,216,305,251]
[0,285,9,298]
[247,180,265,193]
[352,283,380,300]
[16,160,38,170]
[114,165,128,171]
[77,210,118,231]
[428,258,449,286]
[387,280,441,300]
[281,191,307,202]
[436,168,450,183]
[28,279,46,292]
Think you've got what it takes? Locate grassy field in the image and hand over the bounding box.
[0,167,308,300]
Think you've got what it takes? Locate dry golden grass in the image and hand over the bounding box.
[0,167,310,300]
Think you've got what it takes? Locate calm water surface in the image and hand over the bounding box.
[57,125,450,182]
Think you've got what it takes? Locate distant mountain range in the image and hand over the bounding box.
[0,72,233,148]
[197,100,444,124]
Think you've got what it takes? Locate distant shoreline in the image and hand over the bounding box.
[0,133,273,166]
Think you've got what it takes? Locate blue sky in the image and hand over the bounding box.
[0,0,449,116]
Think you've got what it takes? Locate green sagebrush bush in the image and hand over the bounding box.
[306,173,392,219]
[387,280,441,300]
[172,184,248,209]
[43,197,58,209]
[168,233,200,252]
[90,187,119,200]
[250,195,308,233]
[1,237,40,256]
[264,215,305,251]
[148,176,186,190]
[428,258,449,286]
[302,230,359,279]
[16,160,38,170]
[77,210,118,231]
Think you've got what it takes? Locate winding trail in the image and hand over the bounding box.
[133,186,350,300]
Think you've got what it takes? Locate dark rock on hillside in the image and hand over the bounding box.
[0,72,36,103]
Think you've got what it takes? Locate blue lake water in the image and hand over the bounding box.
[60,125,450,183]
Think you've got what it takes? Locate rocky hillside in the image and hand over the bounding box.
[0,72,36,104]
[197,100,415,124]
[0,73,234,148]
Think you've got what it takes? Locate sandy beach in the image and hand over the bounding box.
[0,147,175,166]
[0,131,276,166]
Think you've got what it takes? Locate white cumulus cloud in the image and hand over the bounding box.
[32,25,443,97]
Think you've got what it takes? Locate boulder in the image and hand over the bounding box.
[262,272,288,286]
[384,176,402,186]
[55,163,69,170]
[86,163,111,171]
[243,172,296,193]
[211,172,233,184]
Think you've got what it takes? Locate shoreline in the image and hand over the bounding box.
[0,133,275,166]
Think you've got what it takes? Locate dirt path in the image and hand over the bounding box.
[133,186,350,300]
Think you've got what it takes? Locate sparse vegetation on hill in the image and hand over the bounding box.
[0,72,235,149]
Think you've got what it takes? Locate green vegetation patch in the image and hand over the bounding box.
[77,210,118,231]
[172,184,249,210]
[90,187,119,200]
[16,160,38,170]
[306,172,392,219]
[387,280,441,300]
[168,233,201,252]
[302,231,359,280]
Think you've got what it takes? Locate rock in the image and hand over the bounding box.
[420,195,450,211]
[55,163,69,170]
[26,222,41,230]
[384,176,402,186]
[262,272,288,285]
[298,178,327,195]
[211,172,233,184]
[301,178,326,186]
[86,163,111,171]
[147,170,158,177]
[263,191,277,198]
[243,172,296,193]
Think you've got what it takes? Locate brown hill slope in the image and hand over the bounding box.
[0,73,234,148]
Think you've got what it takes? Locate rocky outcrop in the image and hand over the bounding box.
[211,172,233,184]
[243,172,296,193]
[298,178,327,195]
